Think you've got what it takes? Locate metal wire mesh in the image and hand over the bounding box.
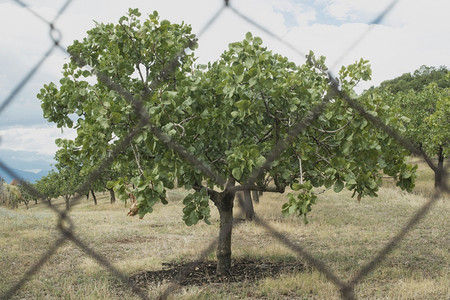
[0,1,448,299]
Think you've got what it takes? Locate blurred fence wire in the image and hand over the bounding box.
[0,0,448,299]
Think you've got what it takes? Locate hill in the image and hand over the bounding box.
[0,149,54,183]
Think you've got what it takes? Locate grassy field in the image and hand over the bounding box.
[0,160,448,299]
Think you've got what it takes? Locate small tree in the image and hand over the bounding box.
[54,138,122,205]
[53,162,82,210]
[17,181,36,209]
[35,170,60,205]
[38,9,415,274]
[54,147,85,210]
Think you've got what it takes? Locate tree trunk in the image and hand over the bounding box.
[65,196,70,210]
[215,190,234,276]
[252,190,259,203]
[34,198,38,205]
[435,146,445,189]
[86,192,89,200]
[244,189,255,221]
[108,188,116,204]
[91,189,97,205]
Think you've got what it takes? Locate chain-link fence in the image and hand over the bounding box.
[0,0,448,299]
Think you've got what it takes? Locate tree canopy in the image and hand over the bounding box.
[37,9,416,274]
[379,65,449,93]
[34,170,60,204]
[371,66,449,187]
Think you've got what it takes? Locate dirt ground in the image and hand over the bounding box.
[130,258,308,287]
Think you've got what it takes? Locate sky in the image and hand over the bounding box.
[0,0,449,165]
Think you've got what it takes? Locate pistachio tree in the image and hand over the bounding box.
[38,9,415,274]
[54,138,121,205]
[54,162,83,210]
[35,170,60,205]
[373,67,449,188]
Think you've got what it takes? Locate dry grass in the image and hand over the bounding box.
[0,160,448,299]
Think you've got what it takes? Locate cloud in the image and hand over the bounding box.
[279,0,450,91]
[0,125,76,155]
[270,0,317,27]
[323,0,397,22]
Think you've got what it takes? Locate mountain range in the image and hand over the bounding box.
[0,149,54,183]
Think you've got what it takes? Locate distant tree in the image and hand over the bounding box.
[0,180,22,209]
[379,65,449,93]
[35,170,60,205]
[35,165,80,210]
[16,181,36,209]
[373,66,449,188]
[38,9,416,275]
[54,138,122,205]
[53,162,83,210]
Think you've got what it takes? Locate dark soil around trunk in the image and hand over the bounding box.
[129,258,308,287]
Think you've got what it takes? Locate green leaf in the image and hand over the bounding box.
[232,167,243,180]
[253,36,263,46]
[325,168,336,176]
[281,203,290,217]
[291,97,301,105]
[334,180,344,193]
[231,111,239,118]
[255,156,266,166]
[288,204,297,215]
[185,211,199,226]
[233,63,245,75]
[154,181,164,193]
[244,57,254,68]
[335,130,345,141]
[344,173,357,185]
[402,171,411,179]
[234,100,251,111]
[291,182,303,191]
[342,142,351,156]
[289,104,297,112]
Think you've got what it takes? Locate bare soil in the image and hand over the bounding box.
[130,258,308,287]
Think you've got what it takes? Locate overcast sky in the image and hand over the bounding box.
[0,0,449,158]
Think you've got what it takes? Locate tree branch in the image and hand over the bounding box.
[315,116,354,134]
[228,184,284,194]
[256,127,273,144]
[192,182,220,206]
[119,22,146,83]
[130,141,144,176]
